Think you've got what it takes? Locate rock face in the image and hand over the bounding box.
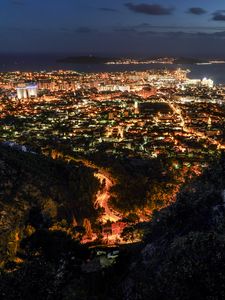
[0,144,99,264]
[117,156,225,300]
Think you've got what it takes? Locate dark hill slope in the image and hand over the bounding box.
[117,155,225,300]
[1,150,225,300]
[0,144,99,263]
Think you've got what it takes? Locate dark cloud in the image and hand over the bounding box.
[211,30,225,38]
[99,7,118,12]
[113,24,225,35]
[114,26,137,33]
[187,7,207,15]
[212,11,225,21]
[135,23,151,28]
[139,30,162,36]
[163,30,225,40]
[75,27,96,34]
[125,3,174,15]
[114,23,152,33]
[112,24,225,41]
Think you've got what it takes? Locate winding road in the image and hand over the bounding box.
[94,172,120,223]
[60,154,121,224]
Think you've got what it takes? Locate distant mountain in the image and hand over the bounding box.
[174,57,206,64]
[57,55,213,65]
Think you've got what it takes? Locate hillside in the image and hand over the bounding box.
[0,143,100,265]
[1,147,225,299]
[117,154,225,299]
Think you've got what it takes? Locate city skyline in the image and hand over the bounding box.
[1,0,225,56]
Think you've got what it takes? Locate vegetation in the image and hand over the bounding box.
[88,151,204,216]
[117,153,225,299]
[0,144,100,265]
[1,146,225,299]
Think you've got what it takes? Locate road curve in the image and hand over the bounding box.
[94,172,120,223]
[64,155,121,224]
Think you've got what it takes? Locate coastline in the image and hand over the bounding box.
[0,54,225,84]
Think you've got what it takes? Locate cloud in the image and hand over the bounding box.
[135,23,152,28]
[165,30,225,40]
[211,30,225,38]
[187,7,207,15]
[125,3,174,15]
[113,23,157,34]
[99,7,118,13]
[212,11,225,21]
[111,23,225,41]
[113,24,225,35]
[75,27,96,34]
[114,26,137,33]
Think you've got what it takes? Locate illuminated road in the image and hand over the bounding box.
[94,173,120,223]
[62,154,121,224]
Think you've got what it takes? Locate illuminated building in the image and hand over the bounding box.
[16,83,38,99]
[108,112,114,120]
[134,101,139,114]
[27,84,38,98]
[208,117,212,128]
[16,85,28,99]
[201,77,214,88]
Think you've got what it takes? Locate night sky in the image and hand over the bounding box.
[1,0,225,57]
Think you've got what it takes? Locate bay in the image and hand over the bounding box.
[0,54,225,84]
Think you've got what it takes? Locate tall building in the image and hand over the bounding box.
[16,86,28,99]
[16,83,38,99]
[27,84,38,98]
[134,101,139,114]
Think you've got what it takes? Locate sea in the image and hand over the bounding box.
[1,53,225,84]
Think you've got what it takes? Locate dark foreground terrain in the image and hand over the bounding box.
[1,144,225,299]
